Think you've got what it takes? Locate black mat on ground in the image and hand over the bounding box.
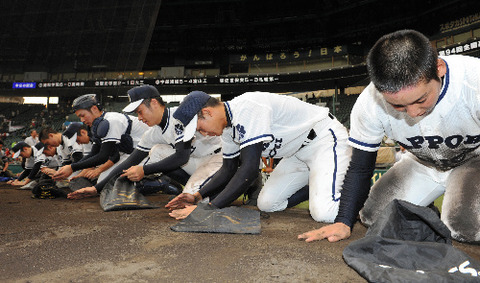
[171,203,261,234]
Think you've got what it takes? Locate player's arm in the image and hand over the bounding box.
[71,151,84,164]
[298,148,377,242]
[94,149,149,192]
[70,141,116,172]
[141,140,192,175]
[334,148,377,227]
[27,161,43,180]
[16,168,31,181]
[201,142,263,208]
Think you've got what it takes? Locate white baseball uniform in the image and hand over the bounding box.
[137,107,223,194]
[222,92,351,222]
[96,112,149,182]
[349,55,480,242]
[58,134,83,165]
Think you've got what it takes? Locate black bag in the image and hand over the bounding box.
[100,176,157,212]
[343,199,480,282]
[32,178,69,199]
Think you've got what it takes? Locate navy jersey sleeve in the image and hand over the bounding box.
[334,148,377,228]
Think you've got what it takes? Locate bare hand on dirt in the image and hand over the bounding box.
[67,186,98,200]
[165,193,195,211]
[298,222,351,242]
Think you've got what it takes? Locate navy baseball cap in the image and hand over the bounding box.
[173,91,211,141]
[123,85,161,113]
[12,141,29,158]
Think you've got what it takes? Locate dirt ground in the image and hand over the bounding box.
[1,184,479,283]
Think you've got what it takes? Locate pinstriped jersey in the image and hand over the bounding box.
[349,55,480,171]
[221,92,331,159]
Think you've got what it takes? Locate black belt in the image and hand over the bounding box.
[300,129,317,150]
[328,112,335,120]
[214,148,221,154]
[306,129,317,140]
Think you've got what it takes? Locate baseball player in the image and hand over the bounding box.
[299,29,480,244]
[67,85,223,200]
[39,126,84,166]
[53,93,149,183]
[8,141,48,187]
[65,122,93,156]
[166,90,351,222]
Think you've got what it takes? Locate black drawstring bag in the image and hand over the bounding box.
[343,199,480,282]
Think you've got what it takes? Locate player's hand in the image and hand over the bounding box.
[11,179,28,186]
[84,168,102,180]
[169,205,197,220]
[120,165,144,182]
[165,193,195,211]
[53,165,73,181]
[70,168,93,180]
[67,186,98,200]
[298,222,351,243]
[41,167,57,177]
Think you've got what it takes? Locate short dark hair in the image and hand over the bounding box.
[142,97,165,108]
[198,97,221,118]
[367,29,439,93]
[39,127,57,142]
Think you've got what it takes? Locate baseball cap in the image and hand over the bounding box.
[123,85,161,113]
[72,94,101,111]
[12,141,29,159]
[173,91,211,141]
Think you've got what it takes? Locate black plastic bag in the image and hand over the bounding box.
[100,176,157,212]
[343,199,480,282]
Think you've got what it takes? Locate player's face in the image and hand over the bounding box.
[20,147,32,158]
[43,145,56,157]
[135,103,162,126]
[75,109,97,127]
[76,130,90,144]
[43,134,60,147]
[196,109,225,136]
[382,78,442,118]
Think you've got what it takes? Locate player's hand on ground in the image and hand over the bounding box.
[120,165,144,182]
[67,186,98,200]
[165,193,195,211]
[169,205,197,220]
[53,165,73,181]
[298,222,351,242]
[11,179,28,186]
